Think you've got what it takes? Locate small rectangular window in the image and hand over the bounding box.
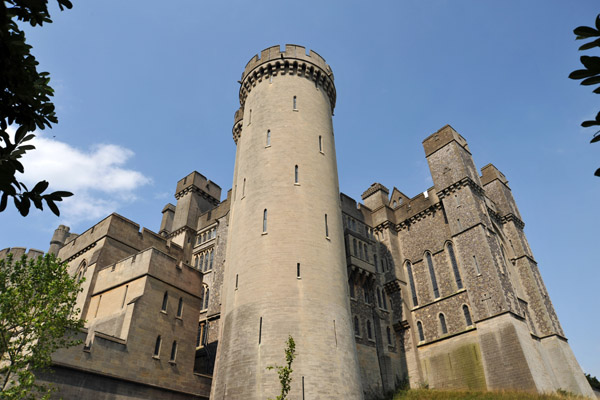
[319,135,323,152]
[293,96,297,110]
[325,214,329,237]
[295,165,299,184]
[235,274,239,289]
[297,263,301,278]
[259,317,263,345]
[473,255,481,275]
[263,209,268,233]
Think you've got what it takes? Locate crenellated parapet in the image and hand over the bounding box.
[232,107,243,144]
[237,44,336,112]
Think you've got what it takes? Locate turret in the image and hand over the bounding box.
[211,45,362,399]
[48,225,71,255]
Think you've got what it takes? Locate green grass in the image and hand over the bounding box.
[391,388,587,400]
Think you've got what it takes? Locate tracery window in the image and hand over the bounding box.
[417,321,424,342]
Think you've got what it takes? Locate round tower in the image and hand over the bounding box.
[211,45,363,399]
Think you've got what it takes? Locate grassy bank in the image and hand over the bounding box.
[392,389,587,400]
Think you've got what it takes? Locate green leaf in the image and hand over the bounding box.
[32,180,49,194]
[581,120,600,127]
[46,199,60,216]
[568,69,598,80]
[581,75,600,86]
[0,193,8,212]
[574,26,600,38]
[579,37,600,51]
[580,56,600,70]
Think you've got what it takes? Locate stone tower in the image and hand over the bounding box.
[211,45,363,399]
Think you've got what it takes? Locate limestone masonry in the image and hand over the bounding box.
[4,45,594,399]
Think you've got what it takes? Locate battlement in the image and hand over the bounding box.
[480,163,509,186]
[242,44,333,81]
[237,44,337,113]
[423,124,471,157]
[175,171,221,202]
[0,247,44,260]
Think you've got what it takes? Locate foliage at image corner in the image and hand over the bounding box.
[569,13,600,177]
[0,252,85,399]
[0,0,73,217]
[266,335,296,400]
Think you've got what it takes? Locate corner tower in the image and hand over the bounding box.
[211,45,363,399]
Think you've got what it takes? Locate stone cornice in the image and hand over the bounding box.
[65,242,97,263]
[174,185,220,206]
[384,279,404,294]
[239,57,336,113]
[168,225,196,238]
[437,177,484,200]
[396,202,443,232]
[501,213,525,230]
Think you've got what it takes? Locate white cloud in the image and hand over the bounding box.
[8,128,152,225]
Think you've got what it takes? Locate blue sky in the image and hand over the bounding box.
[2,0,599,379]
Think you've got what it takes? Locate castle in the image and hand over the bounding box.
[2,45,594,399]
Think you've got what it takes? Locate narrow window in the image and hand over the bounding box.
[377,289,382,308]
[417,321,424,342]
[457,218,462,231]
[203,288,210,310]
[295,165,299,184]
[319,135,323,152]
[248,109,252,124]
[426,252,440,298]
[353,239,357,256]
[204,252,209,271]
[242,178,246,197]
[364,244,368,262]
[447,242,463,289]
[359,242,364,259]
[235,274,239,289]
[121,285,128,308]
[349,279,355,298]
[364,284,370,304]
[209,250,214,270]
[161,291,168,312]
[194,256,199,269]
[439,313,448,334]
[201,321,208,344]
[170,341,178,362]
[199,254,204,270]
[463,305,473,326]
[382,291,388,309]
[367,320,373,340]
[293,96,297,110]
[325,214,329,237]
[374,254,378,272]
[387,327,392,345]
[266,130,271,146]
[297,263,301,279]
[196,323,204,347]
[153,335,162,357]
[263,209,268,233]
[473,255,481,275]
[406,262,418,307]
[175,297,183,318]
[302,376,305,400]
[499,245,508,274]
[259,317,263,344]
[354,316,360,336]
